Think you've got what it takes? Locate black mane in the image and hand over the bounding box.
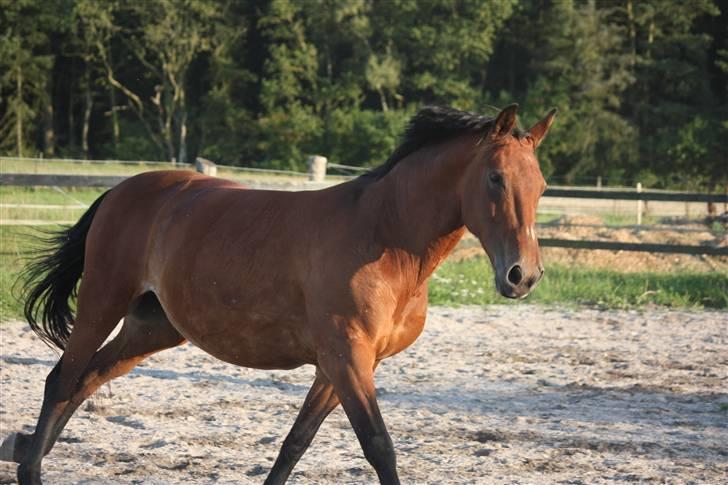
[363,105,526,180]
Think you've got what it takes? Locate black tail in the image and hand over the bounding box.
[20,191,110,350]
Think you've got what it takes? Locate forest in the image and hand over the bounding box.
[1,0,726,188]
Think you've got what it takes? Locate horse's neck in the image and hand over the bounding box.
[364,141,472,282]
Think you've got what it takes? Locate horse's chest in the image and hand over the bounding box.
[378,290,428,359]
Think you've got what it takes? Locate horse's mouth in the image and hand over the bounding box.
[494,278,531,300]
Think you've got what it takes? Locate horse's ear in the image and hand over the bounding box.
[489,104,519,140]
[528,108,557,148]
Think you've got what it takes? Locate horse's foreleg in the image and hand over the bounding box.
[319,342,400,485]
[265,371,340,485]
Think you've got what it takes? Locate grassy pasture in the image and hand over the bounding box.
[0,187,106,224]
[1,225,39,319]
[430,257,727,309]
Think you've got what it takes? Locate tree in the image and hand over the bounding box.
[256,0,321,169]
[0,0,64,157]
[369,0,517,107]
[622,0,721,186]
[128,0,223,163]
[514,0,636,182]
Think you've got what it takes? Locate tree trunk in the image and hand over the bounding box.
[43,80,55,157]
[178,107,188,164]
[68,59,76,150]
[626,0,637,66]
[82,72,93,159]
[163,115,175,163]
[15,64,23,157]
[165,112,175,163]
[378,88,389,112]
[107,43,120,154]
[109,86,120,154]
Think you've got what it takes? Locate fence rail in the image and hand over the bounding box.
[539,238,726,256]
[2,172,726,203]
[1,173,128,187]
[543,188,726,203]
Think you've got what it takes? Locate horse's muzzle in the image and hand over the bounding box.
[495,263,544,299]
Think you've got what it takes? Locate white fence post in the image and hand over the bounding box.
[636,182,642,225]
[308,155,327,182]
[195,157,217,177]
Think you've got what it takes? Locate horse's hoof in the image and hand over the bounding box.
[17,462,43,485]
[0,433,17,462]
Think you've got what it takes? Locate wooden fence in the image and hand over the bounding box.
[2,172,725,202]
[1,157,726,257]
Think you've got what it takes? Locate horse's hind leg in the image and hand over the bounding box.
[15,292,183,484]
[43,293,184,453]
[14,281,130,485]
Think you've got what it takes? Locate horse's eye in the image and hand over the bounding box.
[489,172,504,187]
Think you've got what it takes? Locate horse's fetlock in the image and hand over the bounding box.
[17,460,43,485]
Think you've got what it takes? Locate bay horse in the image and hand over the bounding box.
[1,104,555,484]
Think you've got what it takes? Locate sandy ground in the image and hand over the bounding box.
[0,305,726,484]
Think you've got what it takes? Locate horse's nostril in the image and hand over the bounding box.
[507,265,523,286]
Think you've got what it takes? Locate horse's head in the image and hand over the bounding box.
[460,104,556,299]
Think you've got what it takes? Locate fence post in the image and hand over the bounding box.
[636,182,642,225]
[308,155,327,182]
[195,157,217,177]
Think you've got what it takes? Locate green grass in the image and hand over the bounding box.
[429,257,728,309]
[0,186,108,205]
[601,213,660,226]
[0,226,43,320]
[0,187,108,223]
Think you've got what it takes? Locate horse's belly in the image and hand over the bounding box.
[159,297,316,369]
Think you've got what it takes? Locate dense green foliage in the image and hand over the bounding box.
[1,0,726,187]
